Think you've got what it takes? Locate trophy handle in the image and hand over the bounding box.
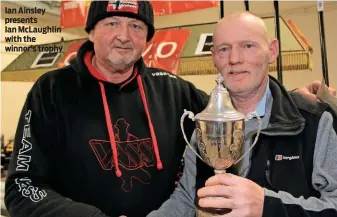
[180,109,205,162]
[234,111,262,165]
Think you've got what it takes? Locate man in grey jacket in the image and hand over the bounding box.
[148,12,337,217]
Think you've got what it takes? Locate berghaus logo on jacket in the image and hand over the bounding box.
[275,154,300,161]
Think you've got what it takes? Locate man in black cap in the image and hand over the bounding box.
[4,1,335,217]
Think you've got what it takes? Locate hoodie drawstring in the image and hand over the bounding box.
[99,82,122,177]
[98,75,163,178]
[137,76,163,170]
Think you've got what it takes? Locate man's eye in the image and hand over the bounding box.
[107,22,118,27]
[244,44,254,48]
[218,47,229,53]
[131,24,142,30]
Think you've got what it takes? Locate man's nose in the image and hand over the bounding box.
[116,24,130,42]
[229,47,243,64]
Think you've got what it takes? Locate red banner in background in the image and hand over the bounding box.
[60,0,91,28]
[142,29,191,75]
[151,1,219,16]
[60,0,218,28]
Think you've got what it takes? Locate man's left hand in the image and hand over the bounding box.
[197,173,264,217]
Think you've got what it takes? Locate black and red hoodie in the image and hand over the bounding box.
[5,41,209,217]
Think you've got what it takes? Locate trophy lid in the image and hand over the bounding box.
[195,74,245,121]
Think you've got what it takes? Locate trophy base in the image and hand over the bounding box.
[196,205,231,217]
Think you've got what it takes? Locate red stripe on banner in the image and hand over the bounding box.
[151,1,219,16]
[142,29,191,75]
[60,1,219,28]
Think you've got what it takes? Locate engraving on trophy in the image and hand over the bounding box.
[206,132,229,169]
[196,128,211,165]
[196,127,202,141]
[198,141,210,165]
[230,122,244,161]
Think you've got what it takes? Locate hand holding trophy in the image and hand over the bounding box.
[180,73,262,217]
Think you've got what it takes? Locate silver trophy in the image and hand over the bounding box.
[181,74,262,217]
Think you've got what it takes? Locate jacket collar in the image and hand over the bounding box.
[263,76,305,135]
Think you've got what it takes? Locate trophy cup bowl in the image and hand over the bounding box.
[180,74,261,217]
[194,118,244,173]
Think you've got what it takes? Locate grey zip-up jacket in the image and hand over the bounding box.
[148,76,337,217]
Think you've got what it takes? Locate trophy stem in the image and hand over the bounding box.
[214,169,226,174]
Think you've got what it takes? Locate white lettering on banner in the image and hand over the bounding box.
[151,71,177,79]
[15,178,47,202]
[64,52,77,66]
[142,43,153,57]
[142,42,178,59]
[156,42,177,58]
[16,110,33,172]
[195,33,213,55]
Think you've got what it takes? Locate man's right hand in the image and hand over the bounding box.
[197,173,264,217]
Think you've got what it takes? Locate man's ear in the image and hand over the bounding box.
[89,30,94,42]
[211,47,217,67]
[268,39,279,64]
[210,46,214,55]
